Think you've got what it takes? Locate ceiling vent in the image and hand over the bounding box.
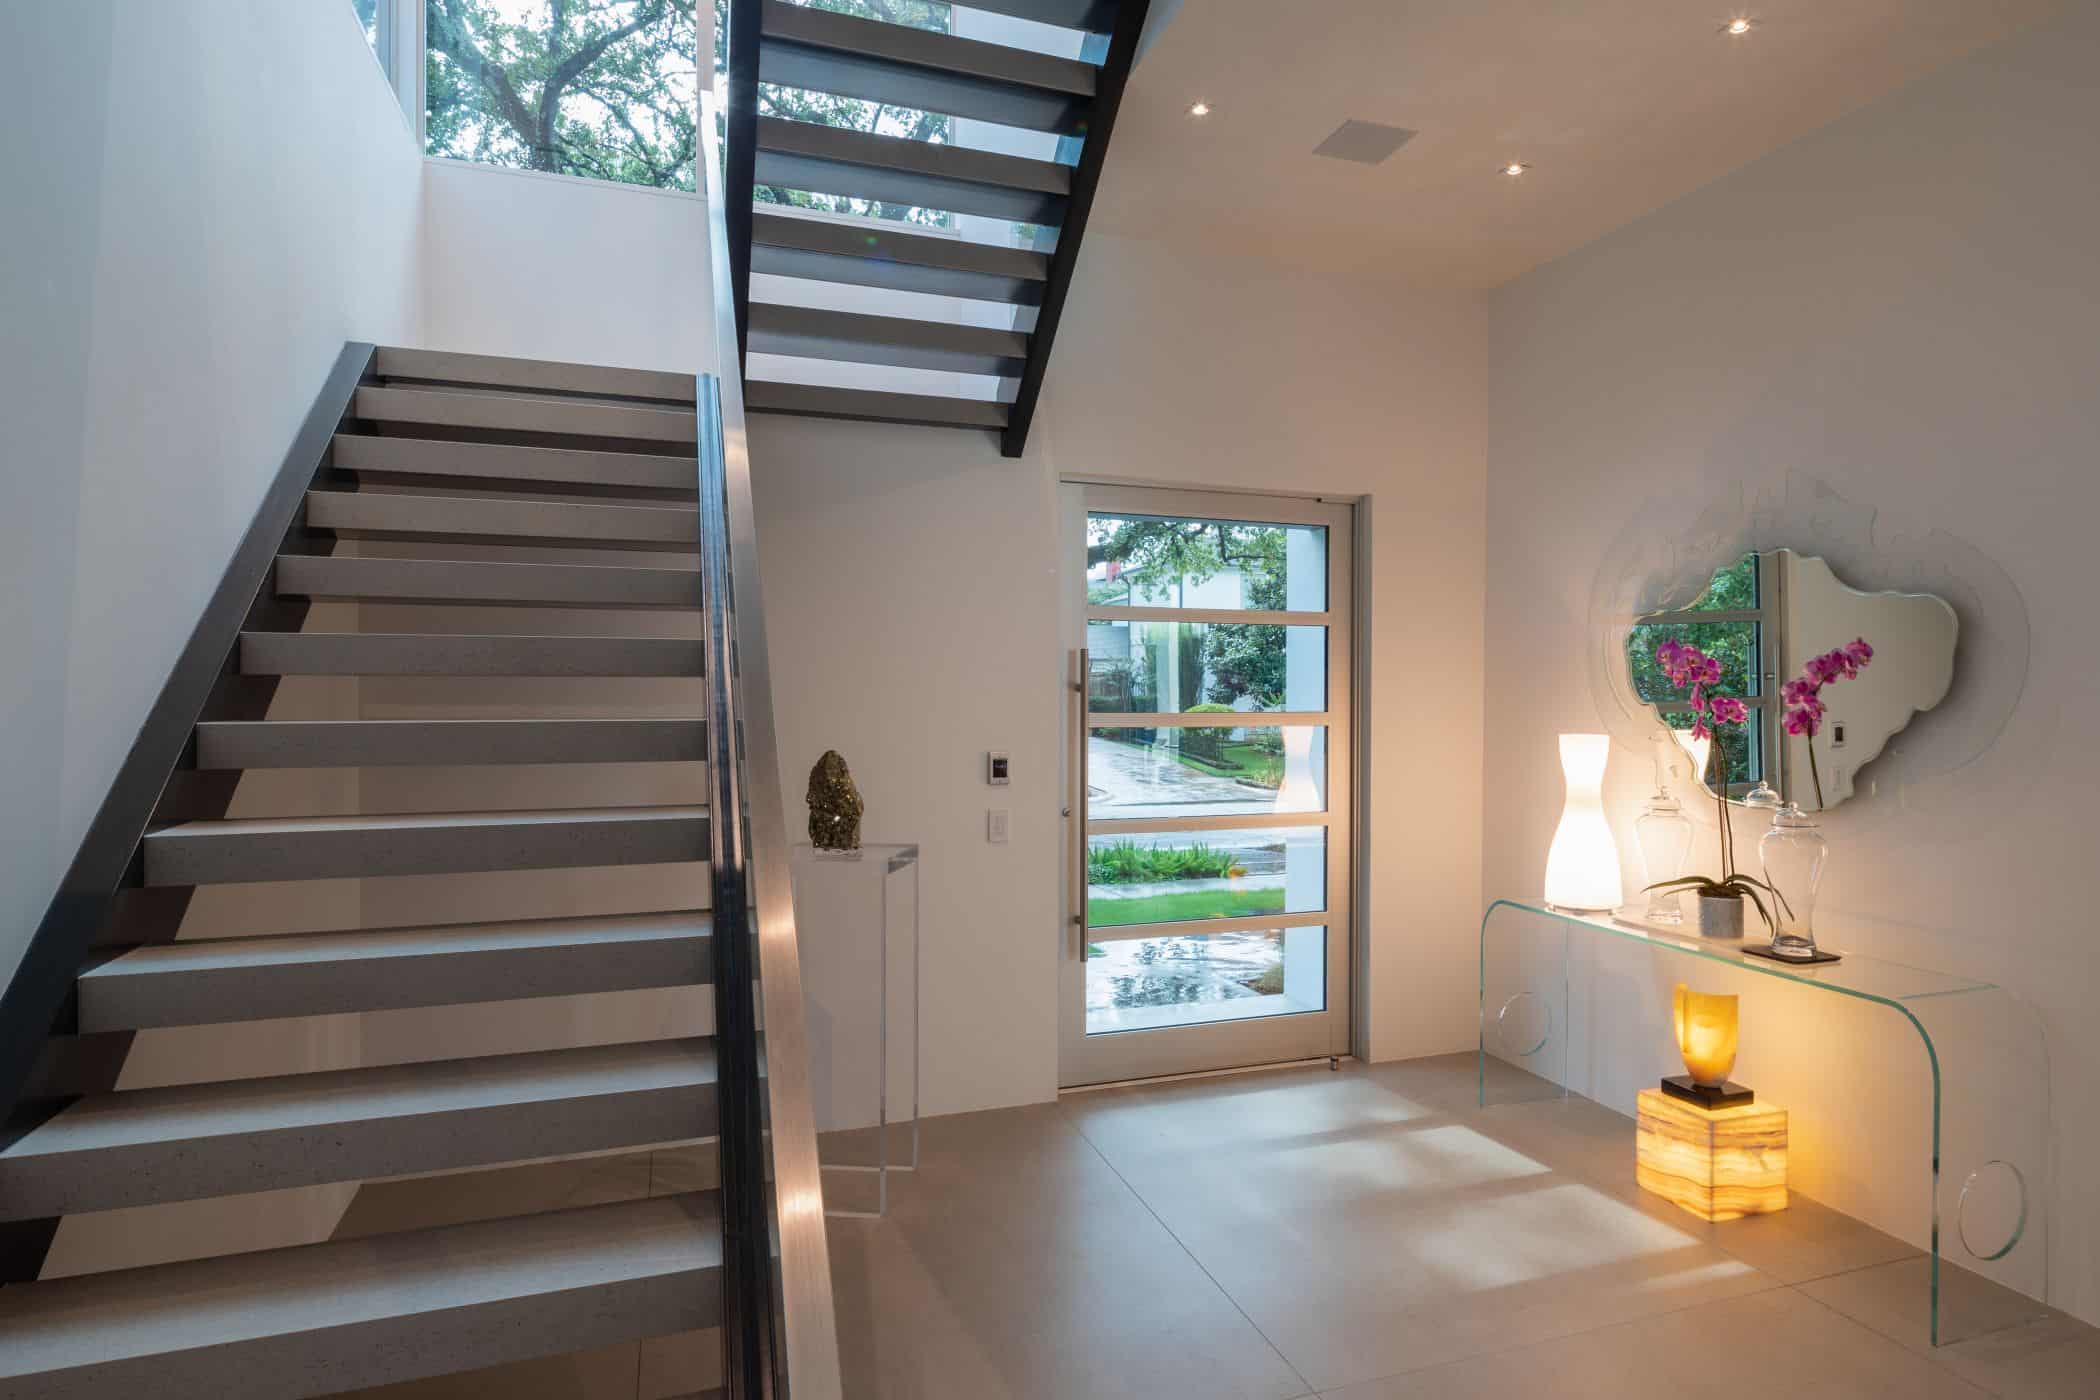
[1311,119,1416,165]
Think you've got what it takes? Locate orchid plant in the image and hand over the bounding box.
[1781,638,1874,808]
[1644,639,1790,929]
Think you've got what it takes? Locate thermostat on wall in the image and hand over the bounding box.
[987,750,1010,786]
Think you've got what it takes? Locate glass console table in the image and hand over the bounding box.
[1480,898,2050,1347]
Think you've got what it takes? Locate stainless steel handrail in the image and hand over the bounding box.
[697,84,844,1400]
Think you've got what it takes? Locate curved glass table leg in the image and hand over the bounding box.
[1477,898,2052,1348]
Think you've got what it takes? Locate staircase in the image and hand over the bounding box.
[723,0,1154,455]
[0,343,834,1397]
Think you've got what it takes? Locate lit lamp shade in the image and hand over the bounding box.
[1544,734,1624,911]
[1674,984,1738,1086]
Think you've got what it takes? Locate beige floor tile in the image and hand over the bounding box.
[1319,1287,1989,1399]
[1068,1066,1777,1391]
[1799,1255,2098,1398]
[828,1103,1309,1400]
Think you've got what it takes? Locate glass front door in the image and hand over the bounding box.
[1060,485,1353,1086]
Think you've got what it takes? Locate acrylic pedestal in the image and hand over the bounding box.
[790,843,920,1218]
[1481,898,2051,1347]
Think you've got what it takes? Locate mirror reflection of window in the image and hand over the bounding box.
[1627,550,1957,811]
[1629,554,1771,793]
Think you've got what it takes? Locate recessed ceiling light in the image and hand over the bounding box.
[1187,100,1213,118]
[1502,162,1530,177]
[1725,16,1754,35]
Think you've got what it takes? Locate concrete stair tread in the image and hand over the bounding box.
[4,1038,715,1160]
[87,910,709,976]
[192,717,707,768]
[152,804,706,839]
[142,805,710,885]
[0,1192,722,1393]
[0,1040,720,1218]
[77,911,712,1029]
[331,434,699,492]
[305,489,699,547]
[275,554,703,608]
[354,385,699,444]
[239,631,704,677]
[373,347,697,405]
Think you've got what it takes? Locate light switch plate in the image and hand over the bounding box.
[987,808,1010,844]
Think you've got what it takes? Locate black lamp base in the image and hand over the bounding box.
[1660,1075,1755,1109]
[1744,942,1842,966]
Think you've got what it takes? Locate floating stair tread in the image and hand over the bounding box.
[142,805,708,885]
[749,303,1028,359]
[355,385,699,444]
[331,435,699,492]
[763,0,1094,94]
[746,380,1009,429]
[276,554,703,608]
[0,1039,718,1218]
[944,0,1120,29]
[756,116,1070,194]
[374,347,696,405]
[0,1192,721,1397]
[306,489,699,546]
[760,0,1094,132]
[193,718,706,768]
[239,631,704,677]
[77,911,712,1030]
[751,209,1048,282]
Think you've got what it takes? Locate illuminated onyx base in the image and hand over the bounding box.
[1635,1087,1788,1222]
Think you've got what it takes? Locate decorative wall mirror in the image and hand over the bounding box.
[1626,550,1958,811]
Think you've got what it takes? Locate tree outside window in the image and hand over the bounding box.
[422,0,961,201]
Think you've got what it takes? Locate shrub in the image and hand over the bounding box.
[1086,840,1239,885]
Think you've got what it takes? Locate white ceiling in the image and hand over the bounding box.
[1093,0,2063,289]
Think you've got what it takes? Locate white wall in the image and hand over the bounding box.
[0,0,422,990]
[1486,6,2100,1323]
[752,232,1489,1116]
[421,159,713,374]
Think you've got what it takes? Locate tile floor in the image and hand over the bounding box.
[826,1054,2096,1400]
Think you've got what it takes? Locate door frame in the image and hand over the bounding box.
[1058,483,1356,1087]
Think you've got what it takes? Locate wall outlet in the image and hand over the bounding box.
[987,808,1010,844]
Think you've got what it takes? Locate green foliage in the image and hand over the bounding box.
[1089,516,1297,708]
[1628,554,1762,787]
[717,0,957,224]
[427,0,699,188]
[1087,840,1239,886]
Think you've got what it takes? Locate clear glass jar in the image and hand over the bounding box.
[1635,789,1693,924]
[1759,801,1828,957]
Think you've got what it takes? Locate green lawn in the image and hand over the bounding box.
[1088,887,1285,928]
[1177,741,1283,788]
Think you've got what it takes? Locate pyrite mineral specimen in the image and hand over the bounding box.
[806,750,864,853]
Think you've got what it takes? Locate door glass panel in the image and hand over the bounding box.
[1087,927,1326,1035]
[1087,514,1328,612]
[1087,726,1325,820]
[1087,827,1326,928]
[1085,621,1327,713]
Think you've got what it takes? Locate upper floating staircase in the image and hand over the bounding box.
[0,341,835,1393]
[723,0,1154,455]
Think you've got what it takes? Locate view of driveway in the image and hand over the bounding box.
[1087,733,1275,819]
